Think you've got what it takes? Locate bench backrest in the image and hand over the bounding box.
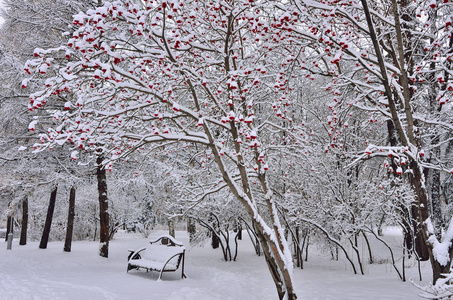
[149,235,184,247]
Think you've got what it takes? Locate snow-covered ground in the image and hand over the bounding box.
[0,229,428,300]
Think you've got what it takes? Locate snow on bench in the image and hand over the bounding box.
[148,235,184,247]
[127,235,186,280]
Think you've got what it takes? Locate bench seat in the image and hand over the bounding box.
[128,258,178,271]
[127,235,186,280]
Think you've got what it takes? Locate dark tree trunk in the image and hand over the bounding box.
[64,186,76,252]
[39,186,58,249]
[387,119,428,260]
[5,215,13,241]
[421,8,453,284]
[408,160,431,262]
[431,251,453,284]
[426,5,443,242]
[409,161,452,283]
[211,231,220,249]
[295,226,302,268]
[19,197,28,245]
[431,169,443,239]
[388,120,413,253]
[97,156,109,258]
[187,217,196,242]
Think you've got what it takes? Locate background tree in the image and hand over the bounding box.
[275,0,453,284]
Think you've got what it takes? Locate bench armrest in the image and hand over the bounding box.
[162,250,184,271]
[159,249,185,279]
[128,247,146,261]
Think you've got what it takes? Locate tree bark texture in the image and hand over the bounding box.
[5,215,13,242]
[431,169,443,239]
[64,186,76,252]
[97,156,109,258]
[19,197,28,246]
[39,186,58,249]
[253,221,297,300]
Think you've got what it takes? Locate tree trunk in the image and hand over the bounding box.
[233,228,240,261]
[408,161,431,262]
[64,186,76,252]
[387,119,419,258]
[253,222,297,300]
[362,0,432,266]
[39,186,58,249]
[428,132,443,238]
[295,226,302,268]
[187,217,196,242]
[168,218,175,238]
[412,161,452,283]
[5,215,13,242]
[211,230,220,249]
[202,90,297,298]
[426,45,453,282]
[19,197,28,246]
[431,253,453,284]
[426,3,443,242]
[236,223,242,240]
[362,231,373,264]
[97,156,109,258]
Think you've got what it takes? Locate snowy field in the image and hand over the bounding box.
[0,229,428,300]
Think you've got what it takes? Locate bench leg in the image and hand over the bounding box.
[181,253,186,279]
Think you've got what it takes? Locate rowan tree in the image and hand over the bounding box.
[24,1,315,298]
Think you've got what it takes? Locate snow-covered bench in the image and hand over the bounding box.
[127,235,186,280]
